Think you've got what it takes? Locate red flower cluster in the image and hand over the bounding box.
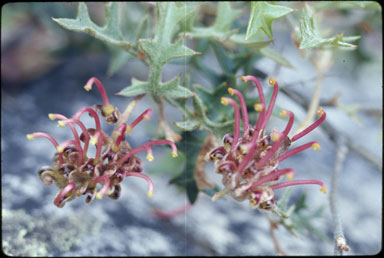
[27,77,178,208]
[207,75,327,210]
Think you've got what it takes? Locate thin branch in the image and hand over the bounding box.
[267,213,287,256]
[279,86,382,170]
[292,55,324,136]
[330,136,350,255]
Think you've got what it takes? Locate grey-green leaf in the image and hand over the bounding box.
[159,77,194,98]
[186,2,242,41]
[246,2,292,40]
[299,4,360,50]
[117,78,148,96]
[175,120,201,131]
[53,2,131,50]
[259,47,294,68]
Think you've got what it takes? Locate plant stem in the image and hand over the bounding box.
[279,86,382,170]
[330,136,350,255]
[267,213,287,256]
[292,56,323,136]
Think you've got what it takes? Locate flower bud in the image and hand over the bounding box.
[104,107,120,125]
[85,187,96,204]
[131,157,143,173]
[58,164,76,175]
[206,146,227,162]
[222,133,234,146]
[113,169,126,184]
[258,198,276,210]
[37,166,55,176]
[96,104,120,125]
[217,161,236,174]
[108,184,121,200]
[40,171,56,186]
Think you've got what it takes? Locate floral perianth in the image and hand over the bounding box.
[206,75,327,211]
[27,78,178,208]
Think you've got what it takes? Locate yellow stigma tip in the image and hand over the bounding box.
[146,154,154,162]
[84,84,92,91]
[56,146,64,153]
[280,109,287,118]
[240,144,249,153]
[221,97,228,105]
[286,173,294,181]
[90,137,98,145]
[48,114,57,120]
[320,187,327,194]
[254,103,263,112]
[147,191,153,198]
[317,107,324,116]
[271,132,280,142]
[312,143,320,151]
[57,121,65,127]
[268,77,276,86]
[228,88,234,96]
[171,152,178,158]
[241,76,248,83]
[26,134,34,141]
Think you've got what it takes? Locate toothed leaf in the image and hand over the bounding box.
[299,4,360,49]
[186,2,242,41]
[53,2,131,50]
[158,77,193,99]
[118,78,148,97]
[246,2,292,40]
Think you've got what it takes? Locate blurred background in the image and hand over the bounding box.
[1,2,382,256]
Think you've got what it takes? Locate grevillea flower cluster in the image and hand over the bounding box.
[206,75,327,211]
[27,77,178,208]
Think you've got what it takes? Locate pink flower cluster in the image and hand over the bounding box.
[27,77,178,207]
[207,75,327,210]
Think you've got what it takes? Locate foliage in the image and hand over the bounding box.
[48,1,368,245]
